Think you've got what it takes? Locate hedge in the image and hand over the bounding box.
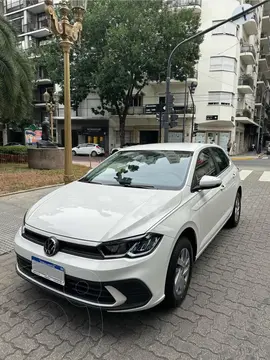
[0,146,28,155]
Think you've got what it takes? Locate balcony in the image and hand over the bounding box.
[257,73,268,90]
[240,44,256,65]
[236,108,258,126]
[262,15,270,35]
[238,75,254,94]
[35,68,52,85]
[259,54,268,72]
[243,13,258,36]
[26,0,45,14]
[260,33,270,54]
[167,0,201,14]
[5,0,24,14]
[20,20,50,38]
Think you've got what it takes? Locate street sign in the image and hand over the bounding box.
[232,4,253,26]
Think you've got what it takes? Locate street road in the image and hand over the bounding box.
[1,160,270,359]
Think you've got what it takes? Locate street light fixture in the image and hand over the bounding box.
[43,89,59,141]
[44,0,87,184]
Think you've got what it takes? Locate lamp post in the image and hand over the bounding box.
[44,0,87,184]
[43,89,59,141]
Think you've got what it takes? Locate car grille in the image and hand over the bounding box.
[17,255,115,304]
[17,255,152,310]
[22,228,104,259]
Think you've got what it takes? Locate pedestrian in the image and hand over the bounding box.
[227,139,232,155]
[251,143,255,152]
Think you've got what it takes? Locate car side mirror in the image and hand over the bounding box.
[192,175,222,192]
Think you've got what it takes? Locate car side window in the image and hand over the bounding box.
[211,148,229,174]
[87,144,94,147]
[193,149,217,187]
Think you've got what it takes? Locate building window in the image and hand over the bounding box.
[129,95,143,107]
[208,92,234,106]
[212,20,236,36]
[210,56,237,73]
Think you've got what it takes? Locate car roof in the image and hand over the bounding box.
[119,143,222,152]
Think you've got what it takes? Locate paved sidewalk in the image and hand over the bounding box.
[0,188,58,255]
[1,175,270,359]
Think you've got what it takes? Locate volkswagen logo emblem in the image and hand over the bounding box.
[44,237,59,257]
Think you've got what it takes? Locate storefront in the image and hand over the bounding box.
[194,131,231,151]
[57,119,109,152]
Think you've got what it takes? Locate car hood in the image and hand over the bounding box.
[25,181,182,242]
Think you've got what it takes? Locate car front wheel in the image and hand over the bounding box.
[72,150,76,156]
[226,190,241,228]
[163,236,193,308]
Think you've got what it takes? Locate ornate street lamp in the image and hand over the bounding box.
[44,0,87,184]
[43,89,59,140]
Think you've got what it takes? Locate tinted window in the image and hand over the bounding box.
[211,148,229,173]
[80,150,193,190]
[193,149,217,187]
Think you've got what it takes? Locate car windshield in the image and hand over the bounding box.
[79,150,193,190]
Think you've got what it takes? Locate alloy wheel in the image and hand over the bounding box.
[174,248,191,296]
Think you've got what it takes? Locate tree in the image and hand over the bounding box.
[0,15,34,140]
[37,0,202,145]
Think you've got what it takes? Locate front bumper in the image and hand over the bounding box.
[14,229,174,312]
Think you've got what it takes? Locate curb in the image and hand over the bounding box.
[231,157,256,160]
[0,183,63,198]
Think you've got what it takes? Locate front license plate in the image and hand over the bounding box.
[31,256,65,286]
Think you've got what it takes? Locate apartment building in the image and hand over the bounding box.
[2,0,54,143]
[100,0,269,154]
[194,0,270,154]
[72,0,269,154]
[2,0,270,153]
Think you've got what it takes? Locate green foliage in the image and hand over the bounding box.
[36,0,202,145]
[0,15,34,127]
[0,146,28,155]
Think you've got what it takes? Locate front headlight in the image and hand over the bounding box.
[98,233,163,259]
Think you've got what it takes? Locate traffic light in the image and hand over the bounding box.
[194,123,198,133]
[170,113,178,128]
[168,93,174,113]
[189,82,197,95]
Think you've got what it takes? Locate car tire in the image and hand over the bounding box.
[226,190,241,228]
[91,151,97,157]
[72,150,76,156]
[163,236,193,309]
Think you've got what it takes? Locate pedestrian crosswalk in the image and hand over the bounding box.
[239,170,270,182]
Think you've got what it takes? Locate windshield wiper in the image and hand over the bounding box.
[119,183,155,189]
[79,179,103,185]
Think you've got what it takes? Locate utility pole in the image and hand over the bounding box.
[164,0,270,142]
[182,79,187,143]
[257,88,269,153]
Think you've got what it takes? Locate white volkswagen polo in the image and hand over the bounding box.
[15,143,241,312]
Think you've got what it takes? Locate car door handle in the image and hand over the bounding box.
[232,173,236,177]
[220,184,226,190]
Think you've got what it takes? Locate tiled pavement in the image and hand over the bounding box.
[1,173,270,359]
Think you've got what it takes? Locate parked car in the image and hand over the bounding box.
[15,143,241,312]
[111,142,140,154]
[4,142,22,146]
[72,143,105,157]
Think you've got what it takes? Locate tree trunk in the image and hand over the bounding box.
[2,124,8,145]
[119,116,126,147]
